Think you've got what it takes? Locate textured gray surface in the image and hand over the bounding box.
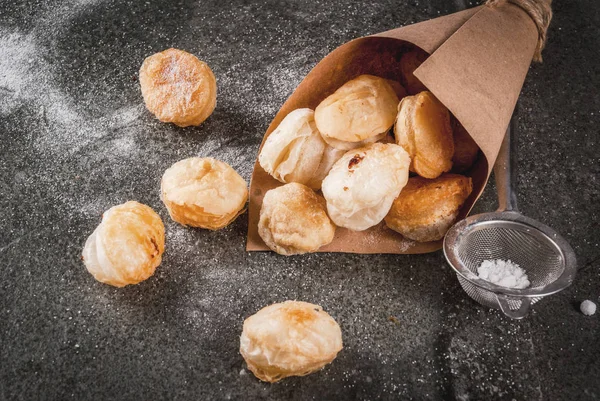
[1,0,599,400]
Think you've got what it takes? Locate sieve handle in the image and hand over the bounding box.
[496,294,531,319]
[494,108,519,212]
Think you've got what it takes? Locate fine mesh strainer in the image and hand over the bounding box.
[443,111,577,319]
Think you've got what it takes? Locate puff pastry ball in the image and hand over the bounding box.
[384,174,473,242]
[258,108,344,190]
[400,48,429,94]
[82,201,165,287]
[322,143,411,231]
[139,48,217,127]
[258,183,335,255]
[394,91,454,179]
[240,300,343,383]
[314,75,400,150]
[161,157,248,229]
[452,120,480,172]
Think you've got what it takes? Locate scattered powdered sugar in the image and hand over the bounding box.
[395,236,416,253]
[358,223,416,253]
[0,29,146,159]
[477,259,530,289]
[0,33,39,114]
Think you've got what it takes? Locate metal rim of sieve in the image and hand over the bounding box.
[443,210,578,299]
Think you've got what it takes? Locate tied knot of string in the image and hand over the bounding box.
[486,0,552,62]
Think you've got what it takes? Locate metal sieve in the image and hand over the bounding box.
[443,111,577,319]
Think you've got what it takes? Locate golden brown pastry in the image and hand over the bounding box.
[400,48,429,94]
[258,108,344,190]
[384,174,473,242]
[258,183,335,255]
[321,143,411,231]
[240,300,343,383]
[139,48,217,127]
[394,91,454,179]
[82,201,165,287]
[161,157,248,229]
[452,119,480,172]
[314,75,399,150]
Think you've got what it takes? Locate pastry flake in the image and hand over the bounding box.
[139,48,217,127]
[161,157,248,229]
[384,174,473,242]
[240,300,343,383]
[394,91,454,179]
[321,143,411,231]
[258,183,335,255]
[314,75,399,150]
[82,201,165,287]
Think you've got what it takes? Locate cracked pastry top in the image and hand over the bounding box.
[314,75,400,150]
[240,300,343,383]
[161,157,248,230]
[139,48,217,127]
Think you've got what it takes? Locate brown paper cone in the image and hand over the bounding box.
[247,3,538,254]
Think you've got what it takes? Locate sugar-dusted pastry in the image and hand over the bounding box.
[258,183,335,255]
[400,48,428,94]
[314,75,400,150]
[322,143,410,231]
[139,48,217,127]
[452,119,480,172]
[161,157,248,229]
[384,174,473,242]
[394,91,454,179]
[258,108,344,190]
[240,300,343,383]
[82,201,165,287]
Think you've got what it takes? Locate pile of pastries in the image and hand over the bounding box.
[80,47,480,383]
[257,50,478,255]
[82,155,249,287]
[83,49,248,287]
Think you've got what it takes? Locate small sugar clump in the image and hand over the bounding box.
[477,259,530,289]
[580,300,596,316]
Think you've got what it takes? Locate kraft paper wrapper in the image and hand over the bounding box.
[247,3,538,254]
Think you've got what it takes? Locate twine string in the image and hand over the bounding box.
[486,0,552,62]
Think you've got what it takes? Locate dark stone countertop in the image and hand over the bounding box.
[1,0,598,400]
